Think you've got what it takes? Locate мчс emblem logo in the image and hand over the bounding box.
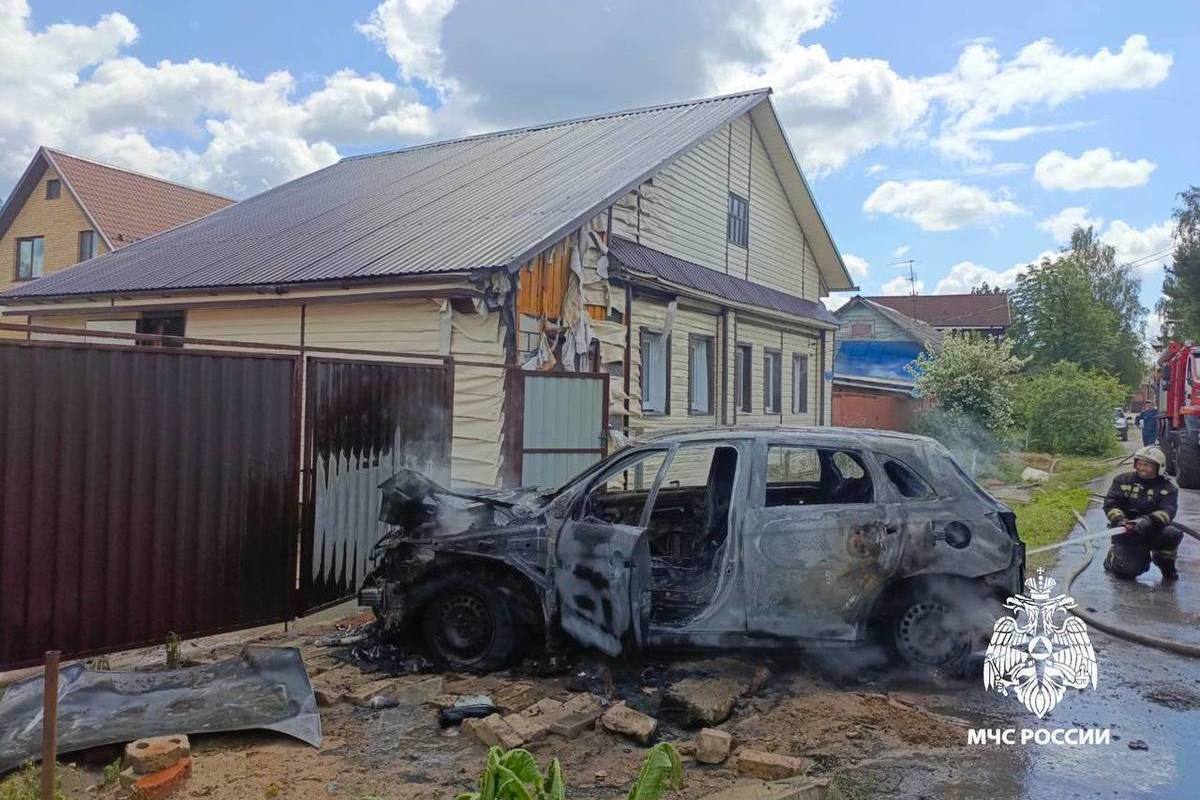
[984,569,1098,718]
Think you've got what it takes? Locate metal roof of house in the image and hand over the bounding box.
[0,147,231,252]
[865,293,1011,329]
[4,89,850,301]
[835,296,944,349]
[609,236,839,327]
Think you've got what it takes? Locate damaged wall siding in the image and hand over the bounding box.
[449,307,506,487]
[608,112,820,302]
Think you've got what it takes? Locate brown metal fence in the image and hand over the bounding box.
[300,357,454,614]
[0,340,300,669]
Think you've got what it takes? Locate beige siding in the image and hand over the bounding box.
[606,112,819,301]
[186,306,303,347]
[731,317,820,428]
[0,166,109,294]
[836,304,910,341]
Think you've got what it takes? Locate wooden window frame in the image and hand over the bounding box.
[639,327,671,416]
[727,192,749,248]
[792,353,809,414]
[14,236,44,281]
[734,343,752,413]
[763,348,782,414]
[45,179,60,200]
[687,333,715,416]
[136,311,187,348]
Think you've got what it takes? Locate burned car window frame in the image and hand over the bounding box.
[880,457,937,501]
[573,447,671,527]
[762,442,876,507]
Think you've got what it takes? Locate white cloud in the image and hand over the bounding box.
[1102,218,1174,269]
[962,161,1026,177]
[892,244,910,258]
[1034,147,1156,191]
[1146,310,1163,343]
[356,0,458,94]
[881,275,923,295]
[0,0,438,198]
[822,293,852,311]
[863,179,1023,231]
[927,35,1172,161]
[1038,206,1102,243]
[842,253,869,280]
[866,163,887,176]
[932,250,1056,294]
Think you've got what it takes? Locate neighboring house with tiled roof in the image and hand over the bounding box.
[865,292,1011,336]
[0,146,231,294]
[2,89,856,489]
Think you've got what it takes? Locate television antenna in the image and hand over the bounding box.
[887,258,919,317]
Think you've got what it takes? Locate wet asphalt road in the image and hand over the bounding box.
[903,441,1200,799]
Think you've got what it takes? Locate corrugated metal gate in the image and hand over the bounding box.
[508,371,609,488]
[0,341,299,669]
[301,357,454,613]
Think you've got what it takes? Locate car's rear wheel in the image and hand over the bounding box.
[422,578,517,671]
[889,585,973,673]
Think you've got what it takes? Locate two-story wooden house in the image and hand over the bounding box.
[0,90,856,489]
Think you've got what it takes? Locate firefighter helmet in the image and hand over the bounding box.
[1133,445,1166,471]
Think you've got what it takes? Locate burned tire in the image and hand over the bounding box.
[421,578,517,671]
[1178,435,1200,490]
[888,584,973,673]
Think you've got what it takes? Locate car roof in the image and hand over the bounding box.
[643,426,938,450]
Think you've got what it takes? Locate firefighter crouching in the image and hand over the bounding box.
[1103,445,1181,581]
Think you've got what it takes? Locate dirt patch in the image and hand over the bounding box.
[1142,684,1200,711]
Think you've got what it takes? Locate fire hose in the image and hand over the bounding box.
[1045,512,1200,658]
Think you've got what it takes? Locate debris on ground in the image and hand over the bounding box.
[734,749,814,780]
[695,728,733,764]
[600,702,659,744]
[663,658,771,726]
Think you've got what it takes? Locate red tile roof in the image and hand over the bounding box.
[865,293,1011,329]
[43,148,232,248]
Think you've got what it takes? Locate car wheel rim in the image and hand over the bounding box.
[439,593,494,661]
[895,600,963,667]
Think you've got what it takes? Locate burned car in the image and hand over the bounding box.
[359,428,1025,672]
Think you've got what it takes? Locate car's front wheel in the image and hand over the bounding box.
[421,578,517,671]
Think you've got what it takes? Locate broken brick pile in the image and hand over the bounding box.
[118,735,192,800]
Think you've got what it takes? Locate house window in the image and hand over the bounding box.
[45,179,60,200]
[136,312,185,347]
[15,236,44,280]
[763,349,782,414]
[727,192,749,248]
[641,330,670,415]
[688,334,714,415]
[792,354,809,414]
[849,322,873,337]
[734,344,752,413]
[78,230,99,261]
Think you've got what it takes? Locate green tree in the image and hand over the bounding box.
[910,335,1024,451]
[1009,227,1146,386]
[970,282,1005,294]
[1014,361,1125,456]
[1157,187,1200,341]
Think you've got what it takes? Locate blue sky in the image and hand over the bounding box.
[3,1,1194,336]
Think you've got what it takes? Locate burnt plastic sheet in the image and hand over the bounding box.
[0,646,321,773]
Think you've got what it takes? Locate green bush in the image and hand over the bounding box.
[911,335,1024,441]
[1015,361,1124,456]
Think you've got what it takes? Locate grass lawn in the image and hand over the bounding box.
[995,452,1121,550]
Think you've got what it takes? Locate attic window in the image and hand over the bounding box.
[45,179,60,200]
[850,322,873,337]
[727,192,749,248]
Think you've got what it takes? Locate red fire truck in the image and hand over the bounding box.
[1157,340,1200,489]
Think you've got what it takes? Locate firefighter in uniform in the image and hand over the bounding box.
[1102,445,1181,581]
